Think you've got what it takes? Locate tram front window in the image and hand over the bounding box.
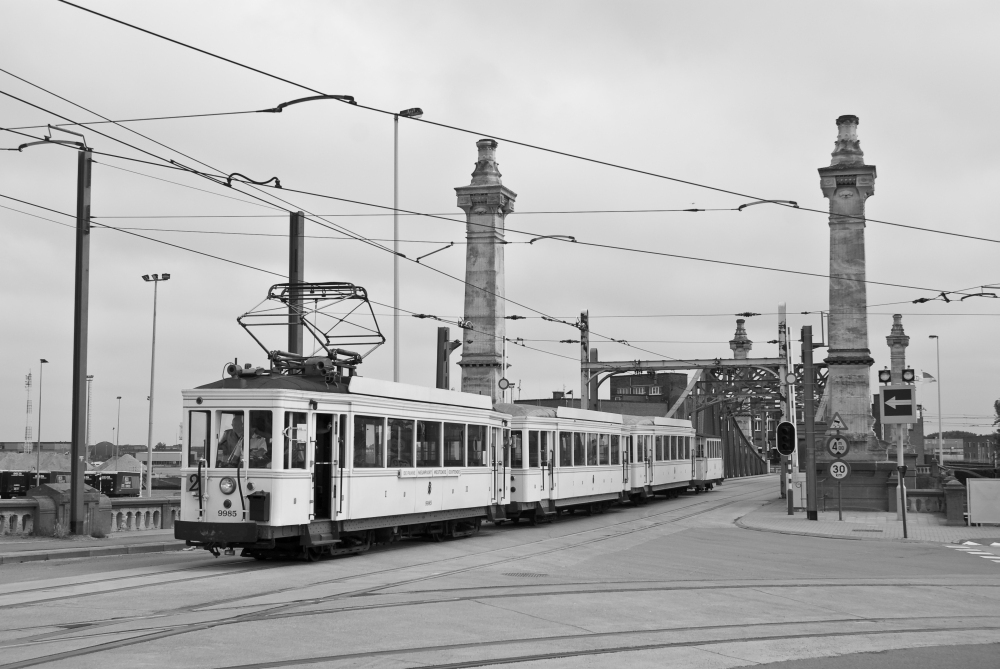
[354,416,385,468]
[188,411,209,467]
[215,410,272,468]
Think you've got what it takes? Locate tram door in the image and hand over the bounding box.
[313,414,335,520]
[491,427,507,505]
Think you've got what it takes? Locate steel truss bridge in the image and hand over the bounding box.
[580,357,828,479]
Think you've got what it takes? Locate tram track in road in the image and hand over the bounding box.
[0,478,775,669]
[208,616,1000,669]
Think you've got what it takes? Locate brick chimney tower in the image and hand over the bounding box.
[456,139,516,401]
[885,313,910,448]
[819,115,877,455]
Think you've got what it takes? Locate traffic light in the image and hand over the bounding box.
[901,368,915,383]
[878,368,892,384]
[776,421,796,456]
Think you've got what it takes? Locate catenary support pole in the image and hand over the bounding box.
[393,114,400,382]
[145,279,159,498]
[70,148,92,534]
[288,211,305,355]
[802,325,818,521]
[579,311,590,410]
[36,359,46,488]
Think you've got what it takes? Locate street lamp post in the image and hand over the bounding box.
[929,335,943,467]
[35,359,48,488]
[86,374,94,466]
[142,273,170,497]
[393,107,423,383]
[116,396,122,462]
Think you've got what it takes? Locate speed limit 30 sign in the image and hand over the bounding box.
[829,460,851,480]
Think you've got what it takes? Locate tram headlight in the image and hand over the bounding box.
[219,477,237,495]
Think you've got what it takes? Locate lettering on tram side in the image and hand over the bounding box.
[398,469,461,478]
[187,474,201,492]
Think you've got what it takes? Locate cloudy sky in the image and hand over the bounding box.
[2,1,998,446]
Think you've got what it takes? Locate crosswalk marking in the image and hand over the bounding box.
[943,544,1000,567]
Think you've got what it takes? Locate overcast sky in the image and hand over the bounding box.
[2,1,998,446]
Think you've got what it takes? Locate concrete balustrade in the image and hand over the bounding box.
[0,491,180,536]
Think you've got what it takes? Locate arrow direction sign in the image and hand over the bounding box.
[880,385,917,424]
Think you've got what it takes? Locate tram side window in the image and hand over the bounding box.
[528,431,539,468]
[541,432,550,467]
[467,425,486,466]
[589,434,600,466]
[417,421,441,467]
[388,419,414,467]
[284,411,305,469]
[685,437,691,459]
[354,415,385,468]
[503,430,510,466]
[188,411,209,467]
[655,436,663,461]
[611,435,620,465]
[668,436,675,460]
[560,432,573,466]
[444,423,465,467]
[573,433,585,467]
[510,430,523,468]
[599,434,610,465]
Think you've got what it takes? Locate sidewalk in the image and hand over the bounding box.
[738,497,1000,544]
[0,529,186,565]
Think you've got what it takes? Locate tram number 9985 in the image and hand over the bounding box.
[217,510,238,517]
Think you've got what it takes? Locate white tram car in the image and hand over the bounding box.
[692,435,725,491]
[497,404,625,523]
[176,372,511,559]
[624,416,695,503]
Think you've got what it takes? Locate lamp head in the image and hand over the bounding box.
[162,273,171,281]
[399,107,423,119]
[142,275,150,281]
[929,335,938,339]
[40,358,48,364]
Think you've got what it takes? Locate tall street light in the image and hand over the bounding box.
[142,273,170,497]
[394,107,424,382]
[86,375,94,465]
[116,396,122,462]
[929,335,943,466]
[35,359,48,488]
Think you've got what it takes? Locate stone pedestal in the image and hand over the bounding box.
[456,140,516,401]
[943,478,967,526]
[27,482,111,536]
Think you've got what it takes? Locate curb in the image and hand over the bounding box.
[0,541,187,565]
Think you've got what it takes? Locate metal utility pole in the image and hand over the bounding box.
[579,311,590,410]
[801,325,818,521]
[36,359,48,488]
[929,335,943,466]
[70,148,92,534]
[142,273,170,498]
[435,327,461,390]
[115,396,122,462]
[589,348,599,411]
[289,211,305,355]
[778,303,789,498]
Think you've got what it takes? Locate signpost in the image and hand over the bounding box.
[826,435,849,458]
[880,385,917,537]
[828,459,850,521]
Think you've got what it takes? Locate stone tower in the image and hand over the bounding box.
[818,115,877,456]
[456,139,516,401]
[884,314,910,447]
[730,319,753,439]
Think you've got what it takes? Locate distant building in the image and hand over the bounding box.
[609,372,687,407]
[964,439,997,463]
[0,441,70,452]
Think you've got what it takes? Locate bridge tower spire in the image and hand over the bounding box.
[818,115,877,456]
[456,139,516,401]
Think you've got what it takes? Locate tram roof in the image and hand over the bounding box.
[622,415,693,429]
[195,374,494,410]
[495,404,623,424]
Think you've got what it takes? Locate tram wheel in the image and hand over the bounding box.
[529,513,538,526]
[305,547,323,562]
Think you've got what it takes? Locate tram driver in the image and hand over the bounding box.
[217,413,272,468]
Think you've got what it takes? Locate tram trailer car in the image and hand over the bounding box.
[175,372,510,559]
[692,435,725,491]
[496,404,626,523]
[623,416,696,503]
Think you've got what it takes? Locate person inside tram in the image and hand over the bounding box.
[217,413,270,468]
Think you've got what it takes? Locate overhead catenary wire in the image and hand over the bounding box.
[2,73,989,366]
[50,1,1000,250]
